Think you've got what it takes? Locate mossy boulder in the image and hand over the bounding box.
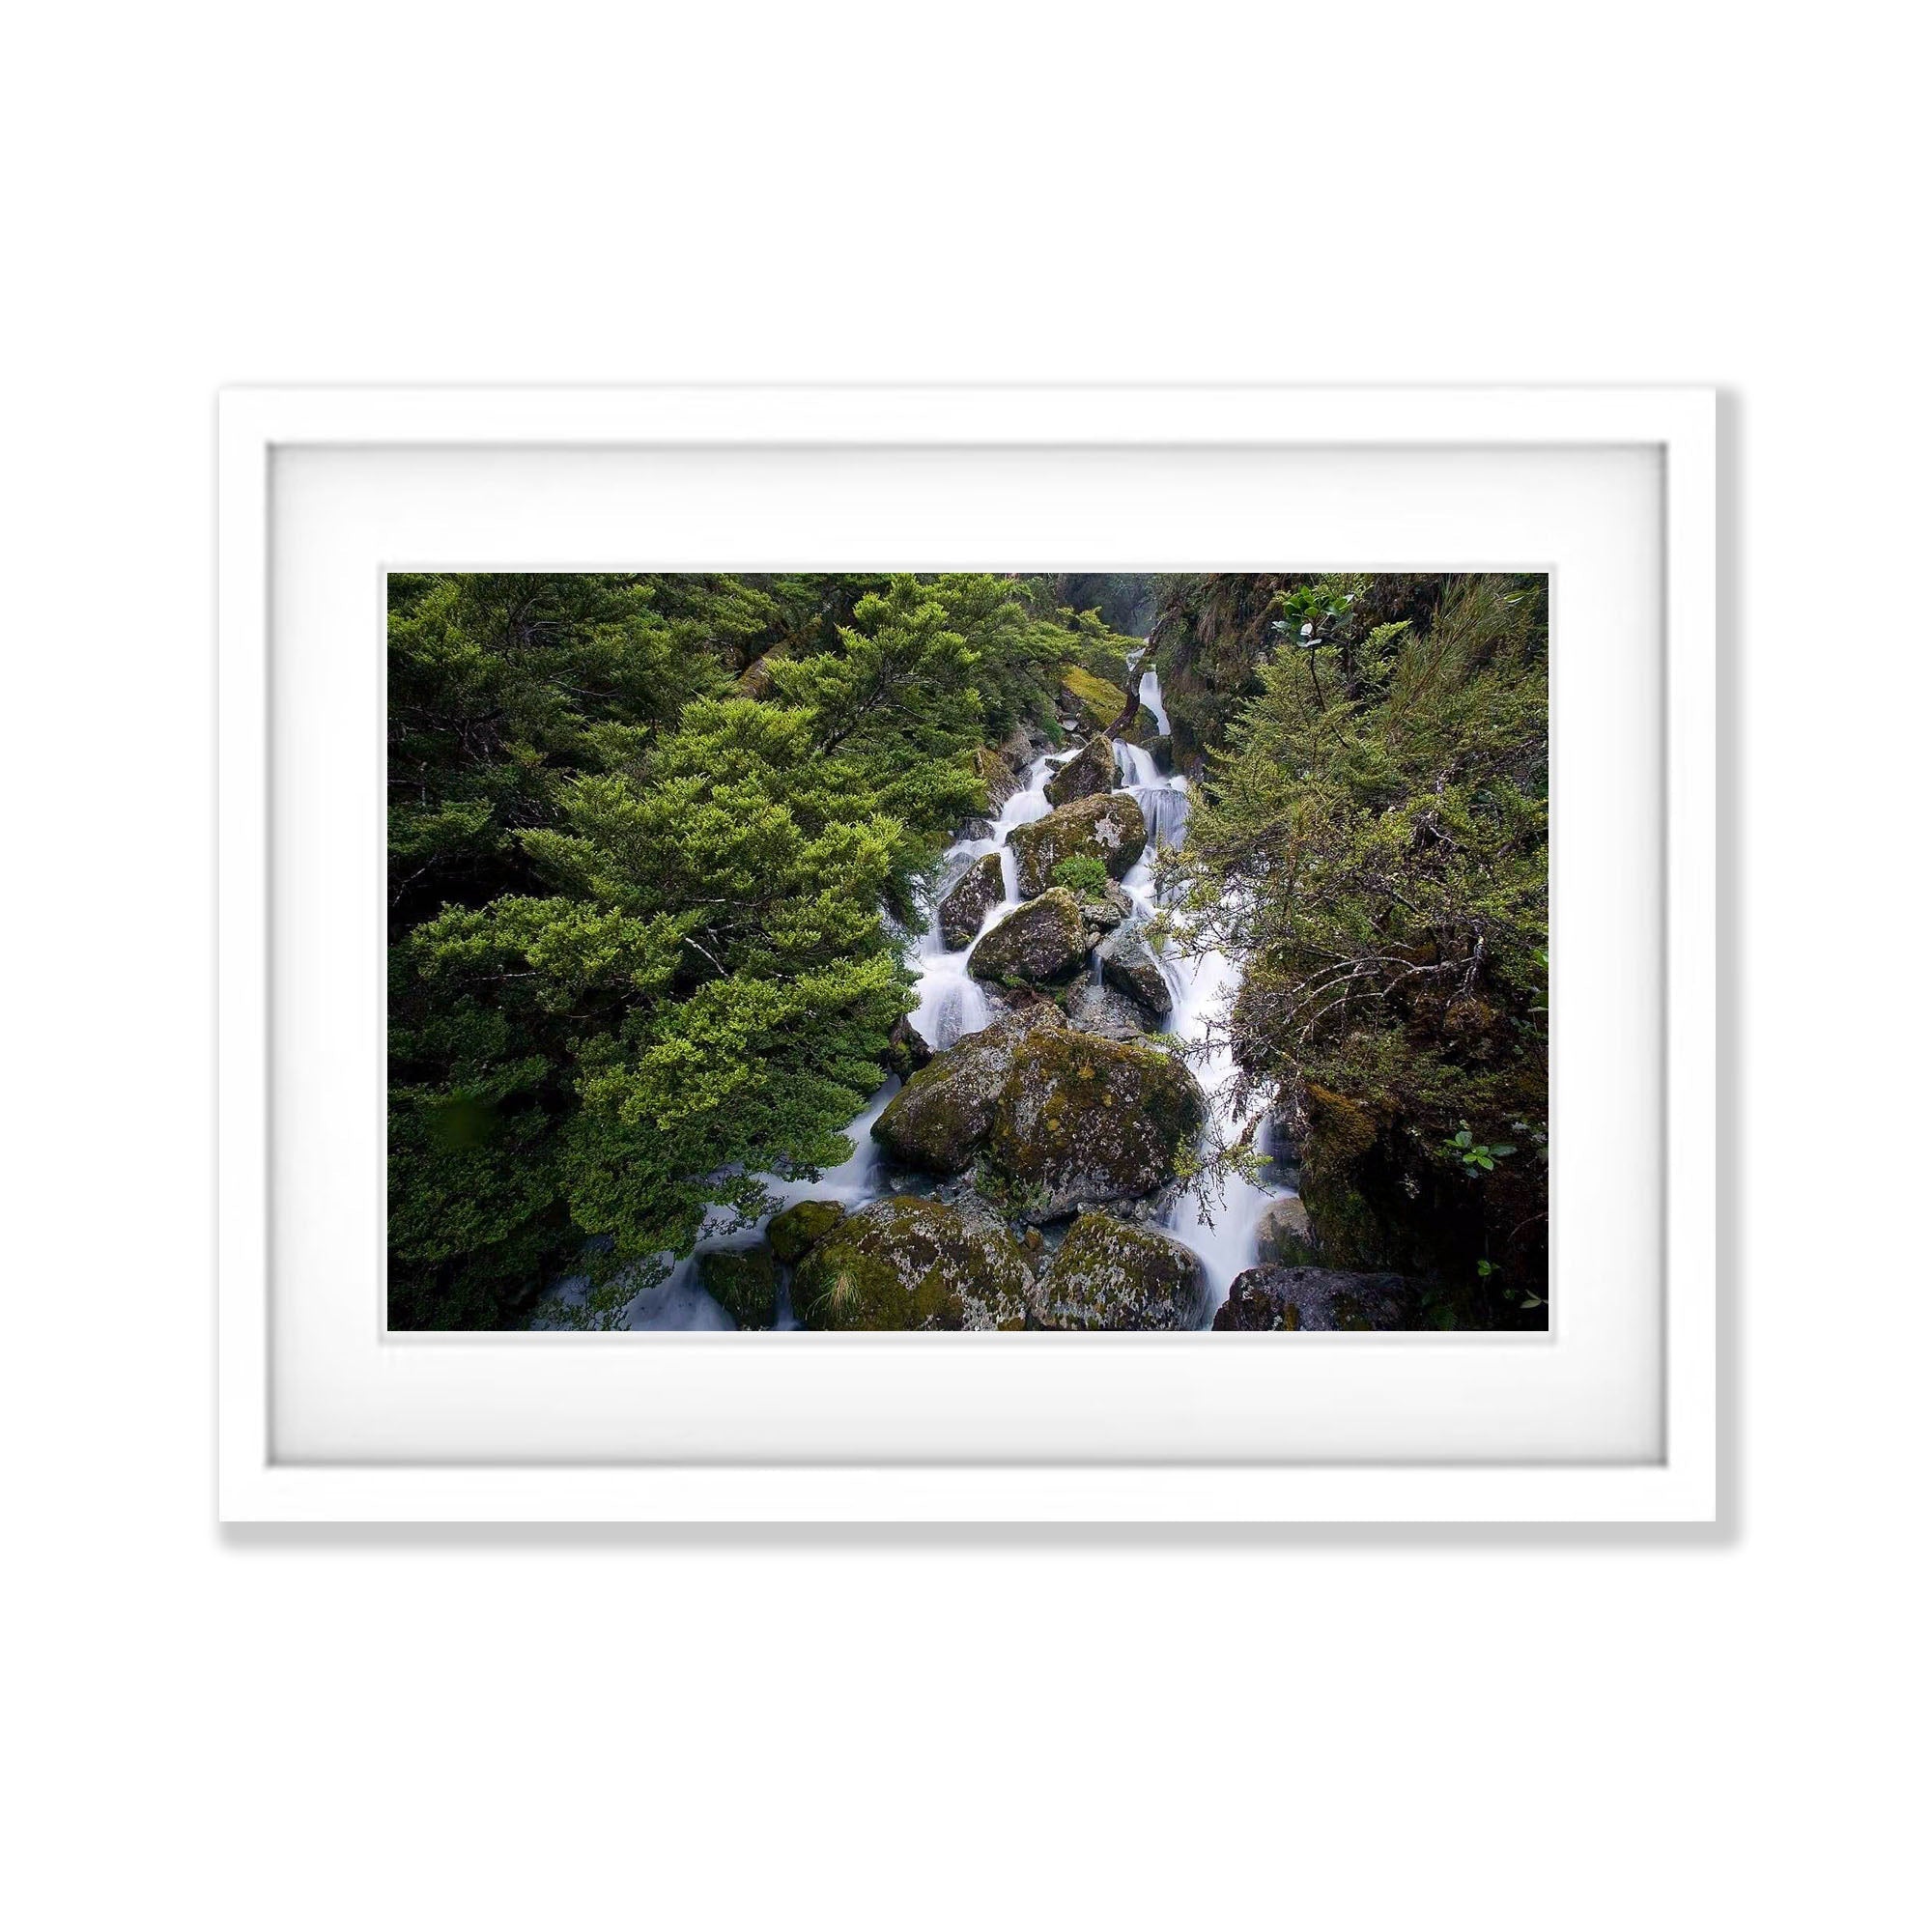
[938,851,1005,950]
[1211,1265,1418,1332]
[1058,664,1128,730]
[696,1243,779,1329]
[1096,922,1173,1017]
[1007,793,1147,898]
[1044,732,1118,807]
[985,1027,1207,1220]
[790,1196,1037,1330]
[1254,1195,1317,1266]
[767,1199,845,1265]
[871,1005,1065,1175]
[966,889,1087,987]
[971,745,1020,810]
[1036,1213,1209,1330]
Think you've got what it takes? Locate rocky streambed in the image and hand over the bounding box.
[599,663,1419,1331]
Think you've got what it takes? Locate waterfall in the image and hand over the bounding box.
[608,661,1286,1328]
[1137,666,1170,738]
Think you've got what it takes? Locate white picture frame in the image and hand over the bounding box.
[218,384,1716,1523]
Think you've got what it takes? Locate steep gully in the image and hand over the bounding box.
[607,655,1294,1328]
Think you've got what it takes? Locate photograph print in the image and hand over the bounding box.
[387,570,1549,1333]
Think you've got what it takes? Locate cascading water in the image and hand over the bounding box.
[1138,666,1170,738]
[591,665,1290,1328]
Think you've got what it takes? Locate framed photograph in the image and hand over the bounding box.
[218,384,1716,1522]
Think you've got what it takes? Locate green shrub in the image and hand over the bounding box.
[1051,854,1112,898]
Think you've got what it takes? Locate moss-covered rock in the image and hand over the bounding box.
[1096,922,1173,1017]
[938,851,1005,950]
[1007,793,1148,899]
[767,1199,845,1265]
[1254,1195,1317,1266]
[696,1244,779,1329]
[1036,1212,1209,1330]
[790,1196,1037,1330]
[971,745,1020,810]
[1210,1265,1417,1331]
[966,889,1087,987]
[1044,733,1117,807]
[1058,664,1128,730]
[871,1005,1065,1175]
[985,1027,1207,1220]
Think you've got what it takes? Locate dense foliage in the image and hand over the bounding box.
[1155,573,1550,1321]
[387,571,1133,1328]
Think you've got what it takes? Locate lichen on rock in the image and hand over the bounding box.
[1062,977,1156,1040]
[984,1026,1207,1220]
[966,889,1087,987]
[1036,1212,1209,1330]
[1044,732,1118,808]
[871,1004,1065,1175]
[1210,1264,1418,1331]
[790,1195,1037,1330]
[1096,921,1173,1017]
[1007,793,1148,899]
[937,850,1005,950]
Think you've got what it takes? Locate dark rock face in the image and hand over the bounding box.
[985,1028,1207,1221]
[1037,1212,1209,1331]
[1147,733,1173,774]
[884,1016,932,1078]
[966,890,1087,987]
[1096,923,1173,1018]
[972,746,1021,811]
[871,1005,1065,1175]
[767,1199,845,1265]
[938,851,1006,950]
[1007,793,1148,898]
[790,1196,1037,1331]
[999,724,1037,768]
[1211,1265,1418,1331]
[1044,733,1118,807]
[697,1244,779,1329]
[1063,978,1156,1040]
[1254,1196,1316,1266]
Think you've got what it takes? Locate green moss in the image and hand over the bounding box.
[965,889,1086,986]
[1036,1212,1209,1330]
[696,1244,779,1328]
[871,1007,1066,1174]
[1059,663,1127,728]
[767,1198,844,1264]
[790,1196,1037,1330]
[986,1028,1206,1217]
[1007,794,1148,898]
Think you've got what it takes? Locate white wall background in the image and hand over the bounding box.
[3,4,1923,1927]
